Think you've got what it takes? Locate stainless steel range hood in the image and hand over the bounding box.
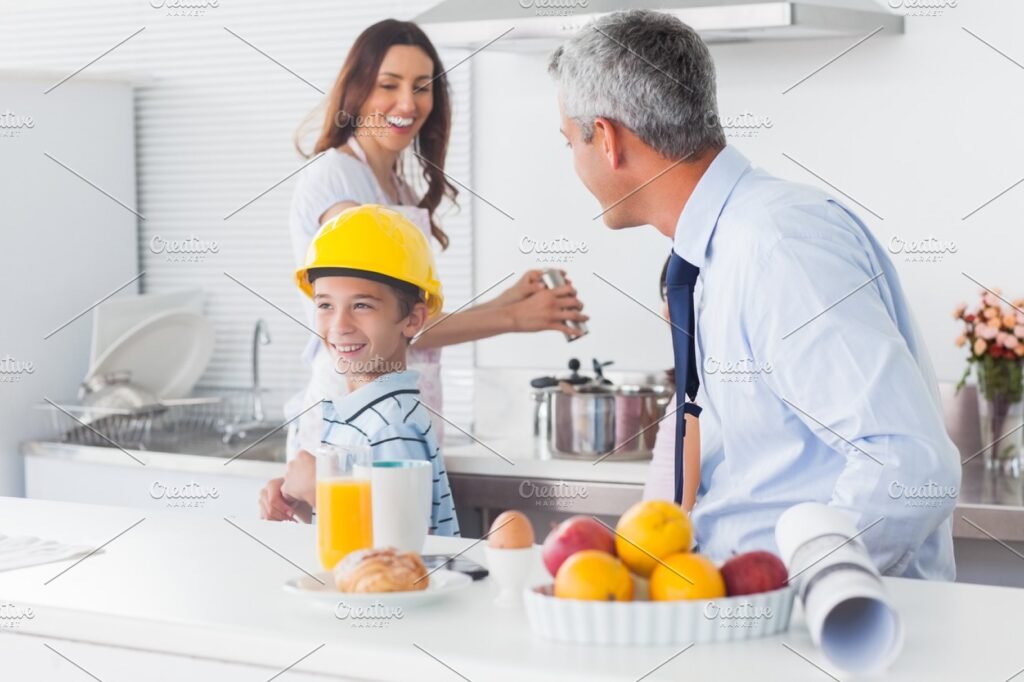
[413,0,903,50]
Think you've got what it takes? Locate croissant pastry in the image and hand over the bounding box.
[334,547,430,593]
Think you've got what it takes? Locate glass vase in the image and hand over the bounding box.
[977,365,1024,477]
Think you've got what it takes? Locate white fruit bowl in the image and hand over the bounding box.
[523,583,795,646]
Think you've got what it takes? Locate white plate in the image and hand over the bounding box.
[283,568,472,609]
[85,310,214,399]
[90,289,205,365]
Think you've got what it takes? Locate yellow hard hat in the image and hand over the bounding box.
[295,204,443,315]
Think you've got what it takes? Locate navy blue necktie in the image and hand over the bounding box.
[666,252,701,506]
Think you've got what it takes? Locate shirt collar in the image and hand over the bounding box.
[672,145,752,269]
[326,369,421,423]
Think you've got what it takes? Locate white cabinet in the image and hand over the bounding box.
[24,453,271,519]
[1,634,345,681]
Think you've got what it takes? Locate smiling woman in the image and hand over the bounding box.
[294,19,456,244]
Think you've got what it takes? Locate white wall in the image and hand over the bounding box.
[471,0,1024,385]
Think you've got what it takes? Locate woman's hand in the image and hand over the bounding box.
[259,477,296,522]
[485,269,547,309]
[510,282,588,337]
[281,449,317,510]
[412,272,587,348]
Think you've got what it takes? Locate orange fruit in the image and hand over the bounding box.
[614,500,692,578]
[553,550,633,601]
[650,553,725,601]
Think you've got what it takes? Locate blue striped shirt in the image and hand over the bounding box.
[320,369,459,537]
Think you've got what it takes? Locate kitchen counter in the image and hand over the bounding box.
[23,436,1024,541]
[23,432,651,483]
[953,460,1024,542]
[442,434,653,483]
[1,496,1022,681]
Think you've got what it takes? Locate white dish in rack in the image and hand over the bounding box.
[84,310,213,399]
[90,289,205,365]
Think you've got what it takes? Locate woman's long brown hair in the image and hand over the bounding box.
[295,19,456,249]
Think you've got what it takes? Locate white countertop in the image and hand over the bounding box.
[1,497,1022,681]
[442,434,651,484]
[23,434,653,485]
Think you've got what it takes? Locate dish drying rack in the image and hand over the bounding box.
[36,388,259,450]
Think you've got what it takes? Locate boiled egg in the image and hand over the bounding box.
[487,510,535,549]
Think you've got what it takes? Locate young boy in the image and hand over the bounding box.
[259,204,459,536]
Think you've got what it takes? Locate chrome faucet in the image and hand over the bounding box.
[252,319,271,423]
[221,319,272,444]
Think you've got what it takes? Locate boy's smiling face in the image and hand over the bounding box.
[313,275,427,388]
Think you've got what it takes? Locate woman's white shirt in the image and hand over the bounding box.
[285,143,445,460]
[289,147,398,268]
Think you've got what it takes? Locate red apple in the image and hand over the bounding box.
[541,516,616,578]
[720,551,789,596]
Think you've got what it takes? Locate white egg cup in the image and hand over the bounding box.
[484,546,536,608]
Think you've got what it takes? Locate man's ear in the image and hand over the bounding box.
[403,301,429,340]
[592,116,622,170]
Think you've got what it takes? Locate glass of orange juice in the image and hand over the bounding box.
[316,443,373,571]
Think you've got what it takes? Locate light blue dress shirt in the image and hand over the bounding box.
[675,145,960,580]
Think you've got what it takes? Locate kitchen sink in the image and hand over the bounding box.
[129,425,288,462]
[39,385,290,464]
[216,426,288,462]
[40,421,289,463]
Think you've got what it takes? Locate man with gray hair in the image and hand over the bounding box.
[550,10,960,580]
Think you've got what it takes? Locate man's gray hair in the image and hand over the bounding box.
[549,10,726,161]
